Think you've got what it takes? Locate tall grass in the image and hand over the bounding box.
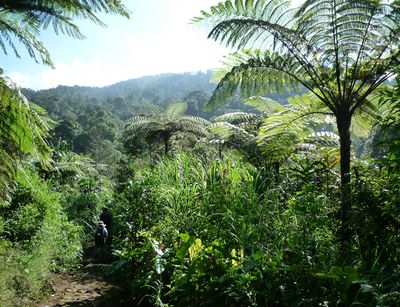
[112,153,339,305]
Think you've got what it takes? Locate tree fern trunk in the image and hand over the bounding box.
[337,110,352,249]
[164,138,169,156]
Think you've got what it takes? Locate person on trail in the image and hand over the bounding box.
[100,207,113,244]
[94,220,108,248]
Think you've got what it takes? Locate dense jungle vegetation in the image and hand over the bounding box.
[1,0,400,306]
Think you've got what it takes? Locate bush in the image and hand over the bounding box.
[0,169,82,305]
[111,154,340,305]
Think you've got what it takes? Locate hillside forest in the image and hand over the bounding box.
[1,0,400,306]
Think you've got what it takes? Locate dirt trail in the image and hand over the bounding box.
[37,247,131,307]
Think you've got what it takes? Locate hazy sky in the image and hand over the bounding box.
[3,0,230,90]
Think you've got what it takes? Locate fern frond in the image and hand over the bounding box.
[53,152,98,177]
[209,121,256,144]
[244,95,285,113]
[124,103,210,155]
[257,93,334,162]
[214,111,261,124]
[165,102,188,121]
[143,103,163,117]
[0,75,53,201]
[198,0,400,118]
[308,131,340,148]
[206,49,306,111]
[179,116,211,126]
[0,11,53,65]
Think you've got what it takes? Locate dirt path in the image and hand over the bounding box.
[37,247,131,307]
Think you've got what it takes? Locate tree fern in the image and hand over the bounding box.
[244,95,285,113]
[196,0,400,241]
[124,102,210,156]
[0,76,53,203]
[214,111,261,124]
[258,93,377,162]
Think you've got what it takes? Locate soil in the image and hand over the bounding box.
[37,245,132,307]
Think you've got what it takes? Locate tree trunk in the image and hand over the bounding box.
[336,110,352,248]
[164,138,169,156]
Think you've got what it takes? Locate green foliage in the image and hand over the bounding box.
[207,50,304,110]
[195,1,400,242]
[0,76,53,203]
[196,0,400,111]
[370,70,400,166]
[208,95,282,165]
[258,93,337,162]
[124,102,210,156]
[111,154,350,305]
[0,169,82,305]
[350,160,400,267]
[59,176,110,239]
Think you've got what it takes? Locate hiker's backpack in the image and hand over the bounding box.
[95,227,107,246]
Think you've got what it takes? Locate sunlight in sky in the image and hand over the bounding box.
[4,0,229,90]
[3,0,304,90]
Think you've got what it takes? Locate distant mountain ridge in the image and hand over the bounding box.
[22,69,298,123]
[23,70,216,103]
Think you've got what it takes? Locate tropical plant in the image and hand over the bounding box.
[44,139,98,184]
[124,102,210,156]
[111,154,342,305]
[0,0,129,66]
[208,96,278,163]
[195,0,400,243]
[210,95,340,169]
[258,94,338,162]
[0,76,53,203]
[371,67,400,165]
[0,0,130,203]
[0,169,82,305]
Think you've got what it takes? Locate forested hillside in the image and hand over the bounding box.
[22,72,298,166]
[22,72,215,120]
[1,0,400,306]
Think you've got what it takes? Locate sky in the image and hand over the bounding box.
[2,0,231,90]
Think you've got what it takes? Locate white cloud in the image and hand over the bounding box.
[3,0,307,90]
[8,71,33,88]
[40,59,122,88]
[32,0,232,89]
[37,36,229,89]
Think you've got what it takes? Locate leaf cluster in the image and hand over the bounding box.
[0,76,53,203]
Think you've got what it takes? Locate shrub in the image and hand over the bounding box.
[0,169,82,305]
